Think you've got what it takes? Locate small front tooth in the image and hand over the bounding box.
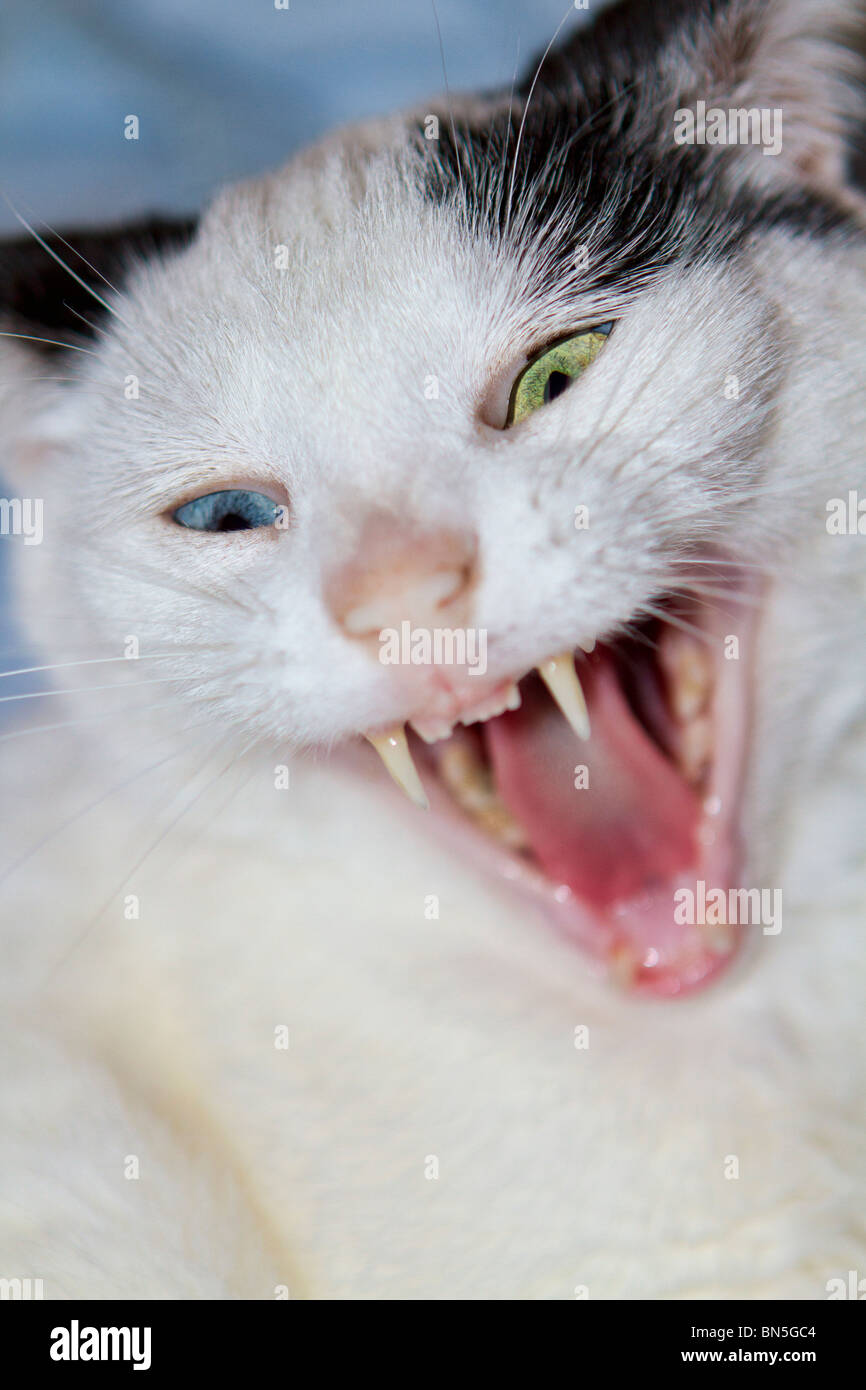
[504,682,522,711]
[460,682,521,726]
[578,637,596,654]
[538,652,590,740]
[460,703,499,727]
[366,726,429,808]
[410,717,455,745]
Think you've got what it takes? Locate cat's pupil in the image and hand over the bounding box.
[544,371,571,404]
[216,513,251,532]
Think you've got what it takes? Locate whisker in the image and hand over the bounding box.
[505,2,582,229]
[151,746,262,881]
[636,601,718,647]
[43,735,258,982]
[0,723,213,887]
[0,329,97,356]
[63,301,110,341]
[497,37,521,197]
[0,674,195,704]
[0,694,223,743]
[19,203,123,295]
[667,583,766,611]
[667,557,772,570]
[0,652,213,681]
[0,375,85,386]
[1,192,129,326]
[97,557,259,617]
[430,0,463,202]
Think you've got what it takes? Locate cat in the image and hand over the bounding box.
[1,0,865,1299]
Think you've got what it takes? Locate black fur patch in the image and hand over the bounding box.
[420,0,859,301]
[0,216,196,356]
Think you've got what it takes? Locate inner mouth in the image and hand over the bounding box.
[407,580,753,997]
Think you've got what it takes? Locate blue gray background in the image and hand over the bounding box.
[0,0,603,231]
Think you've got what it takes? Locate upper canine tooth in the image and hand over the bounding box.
[538,653,590,740]
[366,725,429,808]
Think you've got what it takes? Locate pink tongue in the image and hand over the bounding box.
[483,654,700,910]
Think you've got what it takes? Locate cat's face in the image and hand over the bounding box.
[4,0,866,996]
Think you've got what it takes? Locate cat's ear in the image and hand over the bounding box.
[0,215,196,477]
[665,0,866,205]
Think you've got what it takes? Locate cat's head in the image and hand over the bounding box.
[2,0,865,994]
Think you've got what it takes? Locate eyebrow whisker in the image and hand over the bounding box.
[1,191,130,327]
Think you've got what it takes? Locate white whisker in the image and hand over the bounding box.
[1,192,129,326]
[0,329,97,356]
[0,694,224,743]
[505,2,575,229]
[0,674,194,704]
[43,735,259,983]
[0,725,212,887]
[0,652,206,681]
[430,0,463,201]
[637,601,718,647]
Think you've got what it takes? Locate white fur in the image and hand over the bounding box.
[1,0,865,1299]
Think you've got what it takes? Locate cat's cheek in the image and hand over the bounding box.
[153,518,286,567]
[0,437,58,490]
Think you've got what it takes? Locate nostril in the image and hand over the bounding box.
[326,516,477,641]
[340,566,469,637]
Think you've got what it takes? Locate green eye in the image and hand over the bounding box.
[507,323,613,426]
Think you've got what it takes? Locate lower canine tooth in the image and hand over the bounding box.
[366,725,429,808]
[538,653,590,740]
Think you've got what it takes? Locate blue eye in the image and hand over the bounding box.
[173,489,280,532]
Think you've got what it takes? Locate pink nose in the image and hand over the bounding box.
[327,516,477,639]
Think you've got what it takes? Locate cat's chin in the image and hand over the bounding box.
[389,567,757,998]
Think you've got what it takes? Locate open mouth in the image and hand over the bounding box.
[366,567,756,998]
